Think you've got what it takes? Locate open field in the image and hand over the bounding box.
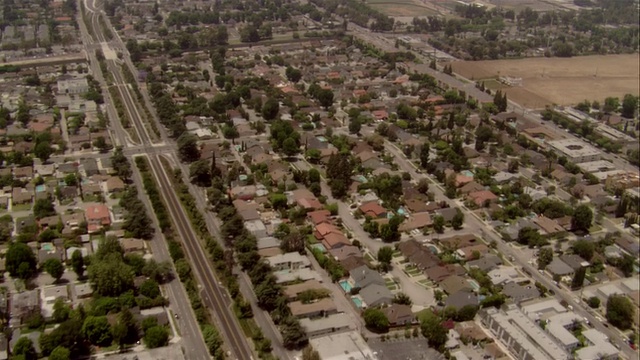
[450,54,640,109]
[367,0,438,17]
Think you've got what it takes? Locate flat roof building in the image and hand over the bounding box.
[480,305,569,360]
[546,312,582,351]
[266,252,310,271]
[575,328,618,360]
[300,313,352,338]
[309,331,376,360]
[577,160,616,173]
[548,139,601,163]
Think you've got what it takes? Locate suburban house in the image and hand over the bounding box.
[283,280,326,301]
[85,204,111,233]
[359,202,387,219]
[289,298,337,319]
[349,265,385,289]
[398,240,439,271]
[359,283,393,308]
[381,304,414,327]
[266,252,311,271]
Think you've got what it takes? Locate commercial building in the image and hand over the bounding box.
[577,160,616,173]
[547,139,601,163]
[309,331,376,360]
[480,305,569,360]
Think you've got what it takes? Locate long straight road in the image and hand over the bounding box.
[82,1,255,358]
[79,1,210,359]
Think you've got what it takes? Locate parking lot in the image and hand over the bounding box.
[368,336,445,360]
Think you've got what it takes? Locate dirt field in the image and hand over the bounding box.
[450,54,640,109]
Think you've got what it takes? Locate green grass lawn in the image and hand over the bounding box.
[588,225,603,233]
[418,279,432,286]
[392,251,402,258]
[12,204,32,212]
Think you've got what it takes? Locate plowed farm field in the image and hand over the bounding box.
[450,54,640,109]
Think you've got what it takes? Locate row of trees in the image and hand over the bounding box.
[135,158,225,357]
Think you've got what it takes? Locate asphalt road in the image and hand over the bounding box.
[79,2,221,359]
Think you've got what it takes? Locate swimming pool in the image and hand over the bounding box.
[339,280,352,293]
[397,207,407,216]
[462,170,474,177]
[310,243,327,253]
[426,244,439,254]
[42,243,54,251]
[351,297,363,308]
[35,185,45,193]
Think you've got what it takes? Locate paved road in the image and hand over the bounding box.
[79,2,213,359]
[172,146,293,360]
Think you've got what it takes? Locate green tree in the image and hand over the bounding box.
[348,118,362,134]
[202,325,223,356]
[34,141,53,162]
[189,159,212,187]
[139,279,160,298]
[432,215,445,233]
[33,197,56,219]
[363,308,390,333]
[572,205,593,233]
[420,143,430,168]
[537,247,553,270]
[261,98,280,120]
[621,94,638,118]
[111,146,131,181]
[285,66,302,83]
[82,316,113,346]
[456,305,479,321]
[606,294,635,330]
[13,337,37,360]
[6,242,37,279]
[603,97,620,113]
[302,345,321,360]
[451,210,464,230]
[517,227,544,247]
[44,258,65,283]
[71,250,84,278]
[571,239,595,260]
[317,88,334,109]
[392,292,412,305]
[48,346,71,360]
[282,137,299,157]
[420,310,448,350]
[326,153,354,198]
[111,321,128,350]
[87,255,134,297]
[571,266,586,289]
[281,317,308,349]
[52,298,71,323]
[143,326,169,348]
[377,246,394,272]
[93,136,111,153]
[587,296,600,308]
[177,133,200,162]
